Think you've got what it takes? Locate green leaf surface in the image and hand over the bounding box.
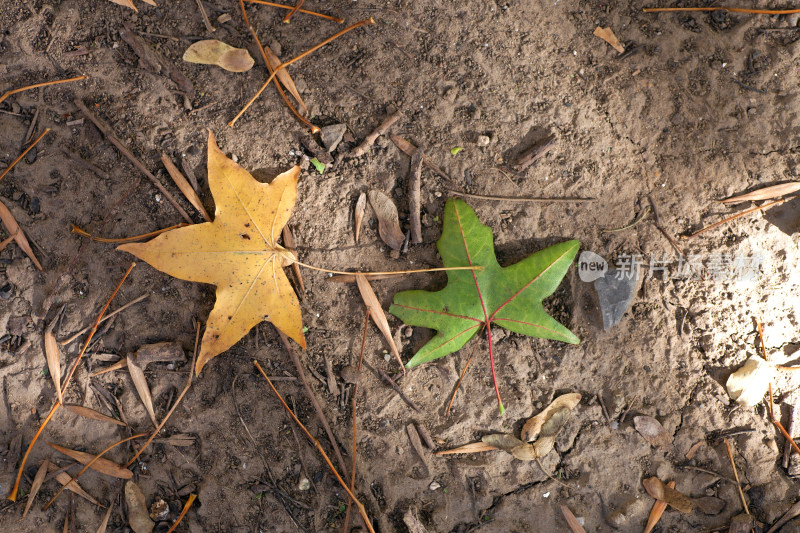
[390,199,579,372]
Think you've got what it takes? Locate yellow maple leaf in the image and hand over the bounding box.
[119,131,305,374]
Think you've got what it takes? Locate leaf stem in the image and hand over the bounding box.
[243,0,343,23]
[0,128,50,183]
[0,75,87,106]
[293,259,480,277]
[486,325,504,414]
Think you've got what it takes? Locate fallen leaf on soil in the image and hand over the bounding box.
[633,415,673,450]
[0,198,43,270]
[522,393,582,442]
[390,199,579,411]
[263,45,308,115]
[532,407,574,458]
[44,327,62,405]
[134,341,186,366]
[434,441,499,455]
[63,404,126,426]
[368,190,405,250]
[354,192,366,243]
[559,505,587,533]
[47,463,103,507]
[482,433,526,451]
[127,356,157,426]
[726,355,773,406]
[355,274,402,368]
[721,182,800,204]
[119,131,305,374]
[125,481,155,533]
[183,39,255,72]
[593,26,625,53]
[96,503,114,533]
[48,442,133,479]
[22,457,48,518]
[161,154,211,221]
[642,476,693,513]
[685,440,703,460]
[644,480,675,533]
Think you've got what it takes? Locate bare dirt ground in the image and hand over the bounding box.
[2,0,800,531]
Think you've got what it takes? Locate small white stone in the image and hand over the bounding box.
[298,478,311,491]
[477,135,490,147]
[429,481,441,491]
[542,492,550,498]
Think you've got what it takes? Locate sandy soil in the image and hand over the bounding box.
[2,0,800,531]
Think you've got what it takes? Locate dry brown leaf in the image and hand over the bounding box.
[510,443,537,461]
[522,392,581,442]
[262,45,308,115]
[96,503,114,533]
[183,39,254,72]
[368,190,405,250]
[48,442,133,479]
[434,441,498,455]
[482,433,526,452]
[644,480,675,533]
[135,341,186,366]
[642,476,693,514]
[161,154,211,221]
[593,26,625,53]
[559,505,587,533]
[355,274,403,368]
[0,198,42,270]
[127,357,157,426]
[354,192,366,243]
[48,463,104,507]
[685,440,703,460]
[22,457,49,518]
[722,182,800,204]
[125,481,155,533]
[44,327,62,405]
[633,415,673,450]
[119,132,305,374]
[63,404,126,426]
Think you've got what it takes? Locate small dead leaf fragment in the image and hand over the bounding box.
[559,505,587,533]
[135,341,186,366]
[355,274,403,368]
[403,509,430,533]
[262,45,308,115]
[48,442,133,479]
[726,355,773,406]
[125,481,155,533]
[685,440,703,460]
[354,192,366,243]
[522,392,581,442]
[0,199,43,270]
[644,480,675,533]
[96,503,114,533]
[63,404,126,426]
[48,463,103,507]
[22,457,49,518]
[44,329,63,404]
[593,26,625,54]
[183,39,254,72]
[368,190,405,250]
[161,154,211,221]
[642,476,693,514]
[722,182,800,204]
[435,442,498,455]
[634,415,673,449]
[127,357,157,426]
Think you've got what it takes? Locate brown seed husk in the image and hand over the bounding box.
[481,433,526,452]
[127,356,157,426]
[522,393,581,442]
[355,274,403,368]
[183,39,255,72]
[368,190,405,250]
[22,457,49,518]
[633,415,673,450]
[642,476,694,514]
[44,330,62,404]
[125,481,155,533]
[354,192,366,243]
[48,442,133,479]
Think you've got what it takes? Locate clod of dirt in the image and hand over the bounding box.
[340,364,360,385]
[149,498,169,521]
[125,481,155,533]
[594,267,639,330]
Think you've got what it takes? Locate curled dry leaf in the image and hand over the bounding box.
[642,476,693,514]
[63,404,126,426]
[368,190,405,250]
[47,463,103,507]
[726,355,773,406]
[593,26,625,54]
[0,198,43,270]
[22,457,49,518]
[354,192,366,243]
[355,274,403,368]
[183,39,255,72]
[125,481,155,533]
[48,442,133,479]
[44,328,63,405]
[127,356,157,426]
[634,415,673,450]
[559,505,587,533]
[644,480,675,533]
[522,393,581,442]
[721,182,800,204]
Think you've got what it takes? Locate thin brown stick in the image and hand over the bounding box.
[230,18,374,126]
[60,294,148,345]
[166,494,197,533]
[125,323,198,467]
[647,195,683,256]
[195,0,215,32]
[282,226,305,294]
[60,148,110,180]
[684,198,788,239]
[8,263,135,501]
[446,352,475,415]
[408,143,423,244]
[445,189,596,203]
[350,111,402,158]
[238,0,319,133]
[282,0,305,23]
[244,0,344,22]
[73,99,193,224]
[275,328,350,480]
[644,7,800,15]
[361,359,421,412]
[43,433,146,510]
[71,223,189,244]
[294,260,479,277]
[0,75,87,106]
[254,361,375,533]
[342,311,370,533]
[724,438,749,515]
[0,128,50,183]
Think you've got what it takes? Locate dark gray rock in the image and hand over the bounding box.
[594,266,638,330]
[320,123,346,152]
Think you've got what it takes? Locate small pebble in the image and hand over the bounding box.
[154,193,162,203]
[298,478,311,491]
[477,135,490,147]
[429,481,441,491]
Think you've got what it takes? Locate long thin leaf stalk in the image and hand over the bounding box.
[644,6,800,15]
[282,0,305,22]
[166,494,197,533]
[243,0,344,22]
[0,128,51,182]
[8,263,135,501]
[71,223,189,244]
[294,260,480,277]
[0,75,87,105]
[253,361,375,533]
[229,18,375,127]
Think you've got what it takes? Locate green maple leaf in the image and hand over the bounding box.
[389,198,580,413]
